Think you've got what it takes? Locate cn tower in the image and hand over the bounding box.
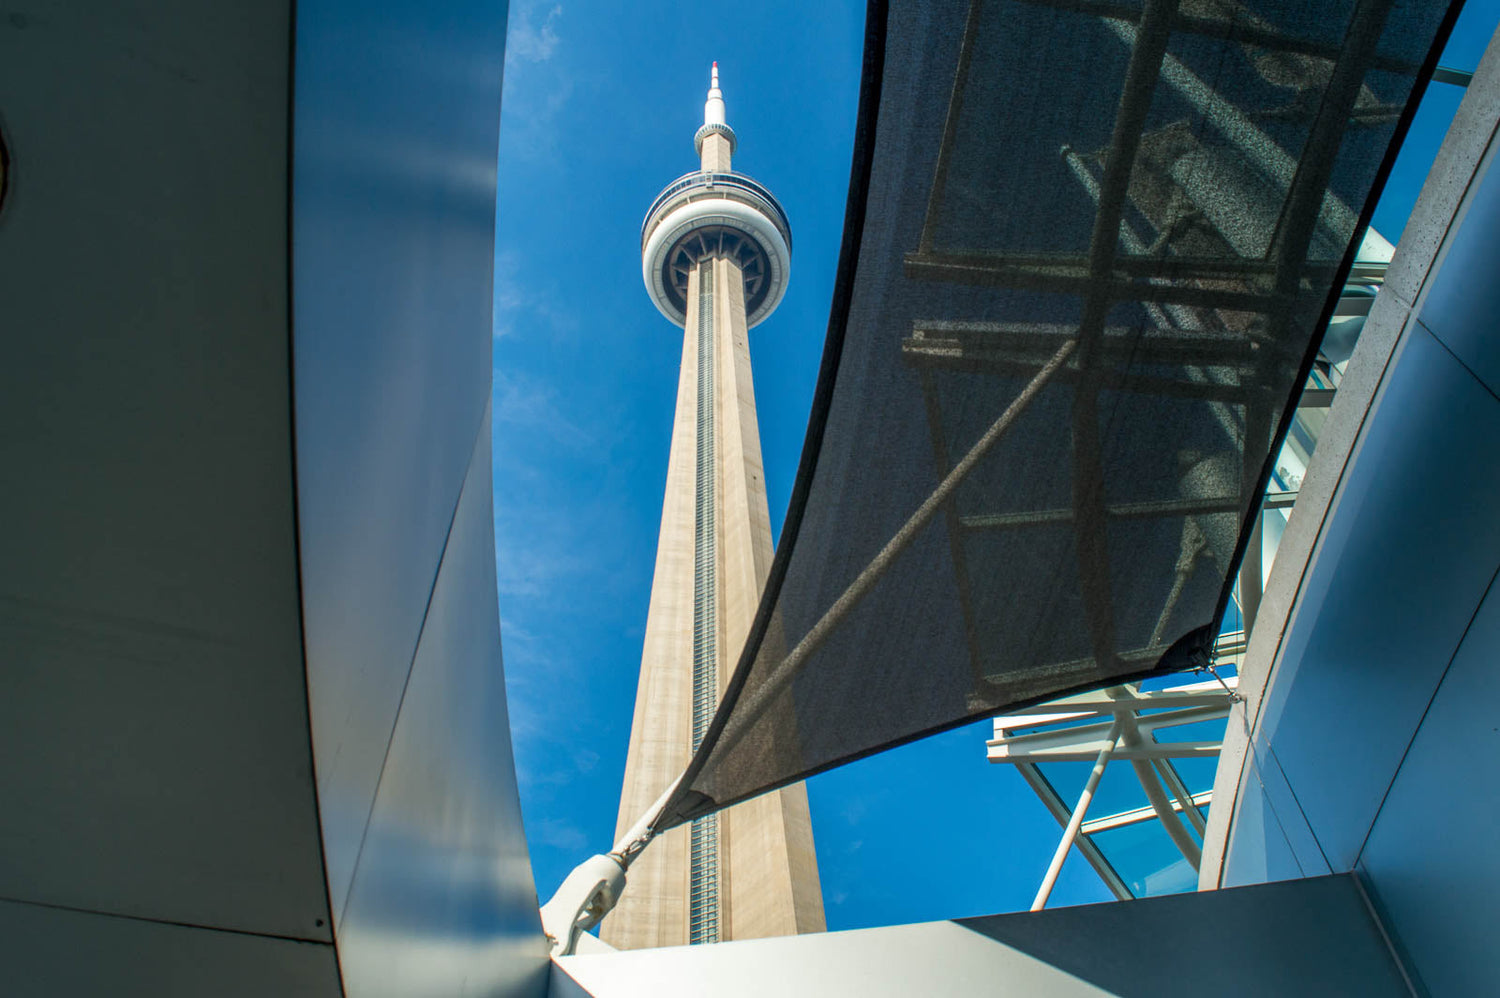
[604,65,824,949]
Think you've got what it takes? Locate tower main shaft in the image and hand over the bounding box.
[604,66,823,950]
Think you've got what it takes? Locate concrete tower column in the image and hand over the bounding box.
[605,66,822,950]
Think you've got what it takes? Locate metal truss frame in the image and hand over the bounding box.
[988,672,1241,907]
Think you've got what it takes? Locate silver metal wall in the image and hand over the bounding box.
[292,0,548,993]
[0,1,547,993]
[1214,30,1500,995]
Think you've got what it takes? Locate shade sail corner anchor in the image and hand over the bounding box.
[1194,654,1243,704]
[539,778,680,956]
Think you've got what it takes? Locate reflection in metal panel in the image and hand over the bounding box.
[336,416,549,998]
[1357,567,1500,996]
[1252,327,1500,869]
[290,0,549,992]
[292,0,505,922]
[652,0,1458,832]
[1,0,542,992]
[1411,134,1500,394]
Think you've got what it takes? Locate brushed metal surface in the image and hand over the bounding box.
[336,416,549,997]
[2,0,544,991]
[291,0,510,922]
[289,0,548,991]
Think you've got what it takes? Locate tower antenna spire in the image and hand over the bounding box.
[704,61,726,129]
[696,61,735,169]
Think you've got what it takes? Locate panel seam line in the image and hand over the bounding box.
[335,404,488,926]
[1351,562,1500,868]
[0,893,334,947]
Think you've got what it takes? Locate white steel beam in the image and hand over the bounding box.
[991,739,1222,763]
[989,703,1229,760]
[1081,790,1213,835]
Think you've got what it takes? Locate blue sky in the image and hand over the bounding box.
[493,0,1498,931]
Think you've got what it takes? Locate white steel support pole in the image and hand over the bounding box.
[1239,509,1264,635]
[1105,686,1204,870]
[1154,757,1209,837]
[1128,755,1203,870]
[1032,717,1123,912]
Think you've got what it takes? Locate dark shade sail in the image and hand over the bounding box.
[654,0,1460,830]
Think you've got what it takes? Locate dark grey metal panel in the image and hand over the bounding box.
[337,416,549,998]
[1254,325,1500,869]
[558,876,1408,997]
[0,898,341,998]
[1412,142,1500,396]
[0,0,331,942]
[1358,575,1500,995]
[955,876,1408,997]
[1341,117,1500,992]
[291,0,509,919]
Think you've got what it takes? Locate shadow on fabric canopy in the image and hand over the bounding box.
[650,0,1462,833]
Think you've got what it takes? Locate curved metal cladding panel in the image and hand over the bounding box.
[1218,51,1500,990]
[290,0,547,992]
[337,415,548,997]
[658,0,1461,826]
[0,1,338,988]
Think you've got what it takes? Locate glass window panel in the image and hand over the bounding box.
[1089,822,1199,897]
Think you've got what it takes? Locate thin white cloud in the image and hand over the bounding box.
[498,611,584,795]
[492,370,595,450]
[494,529,587,598]
[506,2,563,67]
[493,250,526,340]
[500,1,572,161]
[535,817,590,852]
[492,250,580,342]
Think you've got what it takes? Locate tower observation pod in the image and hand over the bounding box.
[601,65,823,951]
[641,62,793,330]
